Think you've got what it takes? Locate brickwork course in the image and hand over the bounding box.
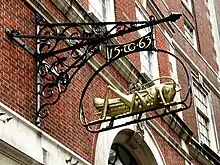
[0,0,220,165]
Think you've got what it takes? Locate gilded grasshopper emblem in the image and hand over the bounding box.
[94,77,181,119]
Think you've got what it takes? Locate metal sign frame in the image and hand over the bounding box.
[79,48,192,133]
[4,12,192,132]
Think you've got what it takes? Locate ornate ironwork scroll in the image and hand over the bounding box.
[4,11,191,130]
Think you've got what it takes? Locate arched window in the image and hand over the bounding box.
[108,143,138,165]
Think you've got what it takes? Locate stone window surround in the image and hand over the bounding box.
[192,74,219,153]
[193,82,210,146]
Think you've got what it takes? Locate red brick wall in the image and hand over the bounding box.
[115,0,141,69]
[155,27,171,77]
[0,0,36,123]
[1,0,220,164]
[0,0,129,163]
[169,0,220,143]
[40,0,185,163]
[150,126,185,165]
[150,0,219,163]
[193,0,218,71]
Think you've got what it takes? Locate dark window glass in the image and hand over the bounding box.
[108,143,138,165]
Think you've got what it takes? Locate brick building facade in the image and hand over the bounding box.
[0,0,220,165]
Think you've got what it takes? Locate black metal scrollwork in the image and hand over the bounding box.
[34,14,159,124]
[5,12,187,129]
[34,15,105,121]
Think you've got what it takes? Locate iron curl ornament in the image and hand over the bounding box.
[5,12,192,132]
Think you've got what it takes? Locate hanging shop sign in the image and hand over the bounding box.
[5,12,192,132]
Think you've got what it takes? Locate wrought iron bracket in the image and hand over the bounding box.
[4,12,189,131]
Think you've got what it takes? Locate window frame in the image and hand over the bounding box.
[182,0,193,13]
[193,82,210,146]
[184,19,197,49]
[88,0,115,22]
[135,5,158,79]
[138,0,146,8]
[197,110,210,146]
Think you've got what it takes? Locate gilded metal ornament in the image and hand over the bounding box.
[94,77,181,119]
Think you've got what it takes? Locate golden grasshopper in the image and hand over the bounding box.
[94,77,181,119]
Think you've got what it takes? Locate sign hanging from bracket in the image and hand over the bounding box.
[4,12,192,133]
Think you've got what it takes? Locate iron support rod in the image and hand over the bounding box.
[10,13,181,42]
[38,13,181,27]
[5,28,35,56]
[12,35,97,40]
[35,14,41,126]
[38,13,181,57]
